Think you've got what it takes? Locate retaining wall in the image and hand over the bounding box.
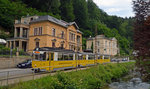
[0,56,31,69]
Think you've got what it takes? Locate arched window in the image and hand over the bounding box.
[52,28,55,36]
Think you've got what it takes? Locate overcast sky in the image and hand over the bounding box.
[93,0,135,18]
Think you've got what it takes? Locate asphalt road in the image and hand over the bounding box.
[0,68,33,79]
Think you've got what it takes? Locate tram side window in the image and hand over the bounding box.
[83,55,86,60]
[98,55,100,59]
[64,54,69,60]
[104,56,109,59]
[88,55,94,60]
[68,54,73,60]
[58,53,63,61]
[78,55,83,60]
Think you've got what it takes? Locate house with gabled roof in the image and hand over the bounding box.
[86,35,119,56]
[6,15,82,53]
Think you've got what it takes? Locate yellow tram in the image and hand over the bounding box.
[32,47,110,72]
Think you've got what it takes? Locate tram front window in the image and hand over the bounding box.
[34,52,47,61]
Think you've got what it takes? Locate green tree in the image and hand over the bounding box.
[60,0,75,22]
[22,0,61,15]
[87,0,100,20]
[73,0,88,28]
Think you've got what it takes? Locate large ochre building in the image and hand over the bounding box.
[86,35,119,56]
[6,15,82,53]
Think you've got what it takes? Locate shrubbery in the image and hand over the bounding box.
[0,45,28,56]
[1,62,135,89]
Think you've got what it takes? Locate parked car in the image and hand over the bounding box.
[122,58,127,61]
[17,59,32,68]
[111,58,117,62]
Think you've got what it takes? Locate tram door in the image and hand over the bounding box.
[83,55,86,66]
[78,54,83,67]
[49,52,54,71]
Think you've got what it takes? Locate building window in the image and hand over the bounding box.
[39,27,42,35]
[36,42,39,48]
[97,41,100,46]
[77,35,80,43]
[69,45,71,50]
[69,32,75,42]
[109,42,111,47]
[23,29,27,37]
[98,49,100,53]
[73,34,75,41]
[61,31,64,38]
[78,47,80,51]
[52,28,55,36]
[34,28,38,35]
[52,42,55,47]
[105,41,107,47]
[34,27,42,36]
[30,18,33,21]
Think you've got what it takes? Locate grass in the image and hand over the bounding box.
[0,62,135,89]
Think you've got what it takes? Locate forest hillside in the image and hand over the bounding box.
[0,0,134,55]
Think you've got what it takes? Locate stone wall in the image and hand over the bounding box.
[0,56,31,69]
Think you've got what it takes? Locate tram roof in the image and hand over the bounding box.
[33,47,75,53]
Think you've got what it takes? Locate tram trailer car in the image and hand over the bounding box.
[32,47,110,72]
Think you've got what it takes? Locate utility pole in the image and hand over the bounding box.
[95,25,98,65]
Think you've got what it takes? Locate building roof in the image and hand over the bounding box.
[33,47,75,53]
[30,15,80,30]
[87,35,117,41]
[0,39,6,44]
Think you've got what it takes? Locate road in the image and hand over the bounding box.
[0,68,33,80]
[0,67,88,86]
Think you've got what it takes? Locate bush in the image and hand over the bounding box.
[0,45,10,55]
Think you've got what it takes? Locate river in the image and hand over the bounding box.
[103,68,150,89]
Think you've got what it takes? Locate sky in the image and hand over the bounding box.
[93,0,135,18]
